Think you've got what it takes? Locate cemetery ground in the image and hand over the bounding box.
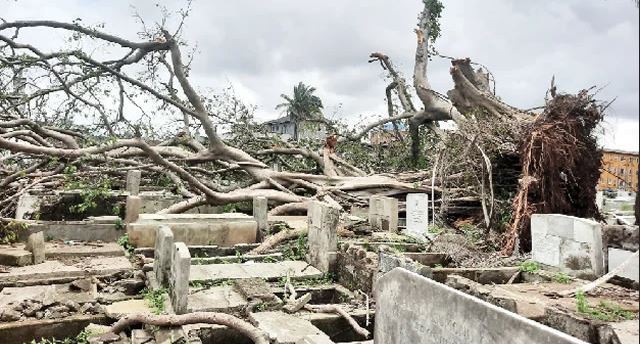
[0,175,637,344]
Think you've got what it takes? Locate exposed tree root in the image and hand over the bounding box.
[304,304,370,338]
[108,312,269,344]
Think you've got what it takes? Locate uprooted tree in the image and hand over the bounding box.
[0,0,605,252]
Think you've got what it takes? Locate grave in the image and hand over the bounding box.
[531,214,604,277]
[374,267,587,344]
[26,231,45,264]
[124,195,141,224]
[405,193,429,240]
[189,261,322,283]
[249,311,333,344]
[127,218,257,247]
[307,201,339,273]
[368,196,398,232]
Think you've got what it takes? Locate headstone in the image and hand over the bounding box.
[170,242,190,314]
[126,170,142,196]
[405,193,429,240]
[154,226,174,287]
[253,196,268,241]
[26,231,45,264]
[368,196,398,232]
[608,248,639,282]
[307,201,339,273]
[531,214,604,277]
[374,268,587,344]
[124,196,142,224]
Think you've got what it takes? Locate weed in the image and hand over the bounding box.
[117,234,135,254]
[519,260,540,273]
[142,288,167,314]
[575,291,636,321]
[28,329,93,344]
[0,220,29,244]
[282,234,307,261]
[553,272,572,284]
[433,263,444,268]
[114,218,124,231]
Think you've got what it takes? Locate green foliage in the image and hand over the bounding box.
[422,0,444,43]
[428,225,446,235]
[142,288,167,315]
[518,260,540,273]
[28,329,92,344]
[282,234,308,261]
[114,218,124,231]
[275,82,324,140]
[0,220,29,244]
[553,272,572,284]
[117,234,135,254]
[575,291,636,321]
[63,167,113,214]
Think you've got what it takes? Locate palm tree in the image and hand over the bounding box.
[275,82,324,141]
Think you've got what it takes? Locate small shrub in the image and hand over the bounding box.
[553,272,571,284]
[519,260,540,273]
[142,288,167,314]
[117,234,135,254]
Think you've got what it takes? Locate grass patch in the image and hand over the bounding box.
[553,272,572,284]
[142,288,167,314]
[519,260,540,273]
[575,291,636,321]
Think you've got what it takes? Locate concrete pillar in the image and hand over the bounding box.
[253,196,268,241]
[26,231,45,264]
[124,195,141,224]
[154,226,174,287]
[126,170,142,196]
[307,201,339,273]
[170,242,191,314]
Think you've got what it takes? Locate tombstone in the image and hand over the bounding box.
[126,170,142,196]
[374,268,587,344]
[368,196,398,232]
[169,242,191,314]
[608,248,639,282]
[26,231,45,264]
[124,195,142,224]
[531,214,604,277]
[154,226,174,287]
[253,196,268,241]
[307,201,339,273]
[405,193,429,240]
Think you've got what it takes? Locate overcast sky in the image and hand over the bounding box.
[3,0,639,151]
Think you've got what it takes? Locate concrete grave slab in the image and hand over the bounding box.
[127,221,257,247]
[0,246,32,266]
[126,170,142,196]
[368,196,398,232]
[74,257,134,275]
[45,242,124,258]
[374,267,587,344]
[190,261,323,283]
[0,261,85,284]
[188,286,248,313]
[254,197,269,240]
[26,231,45,264]
[154,225,174,287]
[105,299,153,318]
[250,311,333,344]
[136,213,252,223]
[124,195,142,223]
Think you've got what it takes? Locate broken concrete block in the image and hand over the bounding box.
[608,247,639,282]
[368,196,398,232]
[170,242,190,314]
[126,170,142,196]
[253,196,269,240]
[283,293,311,313]
[307,201,339,273]
[26,231,45,264]
[124,195,142,224]
[154,225,174,288]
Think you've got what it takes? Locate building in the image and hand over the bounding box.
[370,122,409,145]
[263,115,326,141]
[598,149,639,192]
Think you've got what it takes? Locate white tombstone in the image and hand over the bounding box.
[405,193,429,240]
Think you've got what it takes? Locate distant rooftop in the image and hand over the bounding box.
[603,148,639,156]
